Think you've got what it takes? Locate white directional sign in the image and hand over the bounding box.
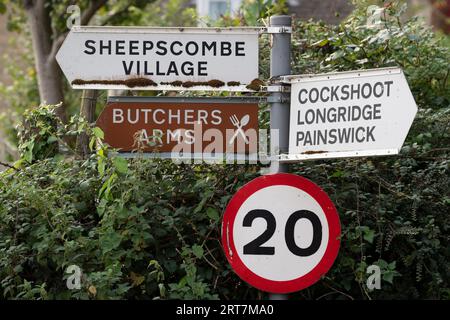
[56,26,260,91]
[281,67,418,161]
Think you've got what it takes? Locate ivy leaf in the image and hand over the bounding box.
[88,285,97,296]
[113,157,128,174]
[47,136,58,143]
[206,207,219,222]
[192,245,204,259]
[383,271,395,284]
[101,231,122,254]
[130,272,145,287]
[363,229,375,243]
[92,127,104,139]
[312,38,329,47]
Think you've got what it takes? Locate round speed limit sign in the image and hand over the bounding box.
[221,173,341,294]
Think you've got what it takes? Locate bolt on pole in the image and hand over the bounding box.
[268,15,292,300]
[269,15,291,175]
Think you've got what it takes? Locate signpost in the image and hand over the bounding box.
[54,16,420,298]
[96,96,259,160]
[280,67,418,161]
[221,173,341,294]
[56,26,260,92]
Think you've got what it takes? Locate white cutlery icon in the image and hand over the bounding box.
[229,114,250,145]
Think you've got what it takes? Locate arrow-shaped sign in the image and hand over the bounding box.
[280,67,418,161]
[56,26,260,91]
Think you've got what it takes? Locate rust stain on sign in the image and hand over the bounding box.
[160,81,183,86]
[72,77,157,87]
[246,79,264,91]
[182,80,225,88]
[72,78,249,89]
[301,150,327,155]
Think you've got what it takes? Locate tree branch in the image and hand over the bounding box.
[25,0,53,56]
[0,161,20,171]
[49,0,108,61]
[80,0,108,26]
[101,3,133,26]
[49,32,67,62]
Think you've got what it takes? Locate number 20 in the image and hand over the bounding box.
[242,209,322,257]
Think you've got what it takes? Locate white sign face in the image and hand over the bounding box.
[56,26,260,91]
[233,185,329,281]
[285,67,418,160]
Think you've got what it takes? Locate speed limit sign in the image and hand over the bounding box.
[221,173,341,294]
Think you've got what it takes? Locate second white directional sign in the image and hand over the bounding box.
[282,67,418,161]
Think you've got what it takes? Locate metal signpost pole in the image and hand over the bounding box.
[269,15,291,174]
[268,15,292,300]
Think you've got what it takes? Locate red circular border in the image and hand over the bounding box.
[221,173,341,294]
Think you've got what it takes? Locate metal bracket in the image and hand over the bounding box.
[261,85,291,93]
[266,95,290,103]
[263,26,292,34]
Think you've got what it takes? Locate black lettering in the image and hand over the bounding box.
[361,83,372,99]
[362,105,372,120]
[329,129,337,144]
[341,85,350,100]
[198,61,208,76]
[297,111,305,125]
[305,109,315,124]
[170,41,183,55]
[373,82,384,97]
[156,41,168,55]
[351,105,361,121]
[373,103,381,119]
[122,60,133,75]
[296,131,304,146]
[351,84,360,99]
[84,40,96,54]
[384,81,393,96]
[285,210,322,257]
[236,42,245,56]
[316,108,326,124]
[221,42,232,56]
[298,89,308,104]
[327,108,337,122]
[309,88,319,103]
[143,41,153,55]
[99,40,111,55]
[320,87,330,102]
[129,40,139,55]
[185,41,199,56]
[144,61,153,75]
[156,61,165,75]
[202,42,216,56]
[355,127,365,142]
[367,126,375,141]
[115,40,125,55]
[181,61,194,76]
[167,61,179,76]
[243,210,276,255]
[338,107,346,122]
[338,127,352,143]
[330,85,339,101]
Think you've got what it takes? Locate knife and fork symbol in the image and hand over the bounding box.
[229,114,250,145]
